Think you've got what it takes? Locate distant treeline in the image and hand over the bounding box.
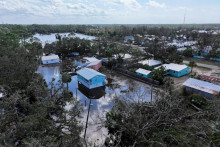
[0,24,95,35]
[0,24,220,35]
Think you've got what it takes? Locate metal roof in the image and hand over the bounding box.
[83,57,100,62]
[138,59,162,67]
[156,63,188,72]
[76,68,105,80]
[183,78,220,95]
[136,68,151,75]
[87,60,101,67]
[42,55,59,61]
[200,75,220,83]
[124,36,135,41]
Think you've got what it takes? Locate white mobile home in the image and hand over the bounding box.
[42,54,60,65]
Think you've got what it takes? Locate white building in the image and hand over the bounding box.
[138,59,162,67]
[42,54,60,65]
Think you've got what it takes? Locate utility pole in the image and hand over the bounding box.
[151,84,153,102]
[183,9,187,24]
[84,99,92,139]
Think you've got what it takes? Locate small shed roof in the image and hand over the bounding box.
[83,57,100,63]
[138,59,161,67]
[136,68,151,75]
[77,68,105,80]
[42,55,59,61]
[87,60,101,67]
[183,78,220,95]
[156,63,188,72]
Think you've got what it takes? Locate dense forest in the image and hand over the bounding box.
[0,25,219,146]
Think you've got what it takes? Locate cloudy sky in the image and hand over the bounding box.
[0,0,220,24]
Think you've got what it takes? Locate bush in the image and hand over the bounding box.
[189,94,207,108]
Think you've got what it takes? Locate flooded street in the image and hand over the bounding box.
[37,65,154,145]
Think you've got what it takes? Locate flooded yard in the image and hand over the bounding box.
[37,65,154,145]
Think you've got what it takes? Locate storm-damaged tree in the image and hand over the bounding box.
[105,88,220,147]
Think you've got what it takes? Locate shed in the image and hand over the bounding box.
[156,63,189,77]
[183,78,220,99]
[77,68,106,89]
[42,54,60,65]
[136,68,151,78]
[138,59,162,67]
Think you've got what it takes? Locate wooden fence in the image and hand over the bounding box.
[112,67,160,86]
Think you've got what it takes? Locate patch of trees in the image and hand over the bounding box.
[145,39,183,64]
[105,88,220,146]
[0,28,83,146]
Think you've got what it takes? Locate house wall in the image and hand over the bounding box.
[77,74,105,89]
[87,62,102,71]
[185,86,216,99]
[169,67,190,77]
[136,72,151,78]
[42,59,60,65]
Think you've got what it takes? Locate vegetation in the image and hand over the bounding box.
[0,24,220,146]
[105,89,220,147]
[188,61,197,73]
[183,48,194,57]
[0,27,83,146]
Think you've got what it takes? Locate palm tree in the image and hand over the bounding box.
[188,61,197,73]
[62,72,72,90]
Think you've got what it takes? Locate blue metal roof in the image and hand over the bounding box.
[183,78,220,95]
[76,68,105,80]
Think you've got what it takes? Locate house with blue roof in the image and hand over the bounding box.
[183,78,220,99]
[76,68,106,89]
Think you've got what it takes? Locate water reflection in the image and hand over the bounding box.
[37,65,154,145]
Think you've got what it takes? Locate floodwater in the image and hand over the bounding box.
[37,65,154,145]
[29,33,97,47]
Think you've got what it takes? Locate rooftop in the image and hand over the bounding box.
[136,68,151,75]
[83,57,100,63]
[200,75,220,83]
[87,60,101,67]
[156,63,188,72]
[183,78,220,95]
[77,68,105,80]
[138,59,161,67]
[42,55,59,61]
[124,36,135,41]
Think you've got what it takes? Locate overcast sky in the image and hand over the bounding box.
[0,0,220,24]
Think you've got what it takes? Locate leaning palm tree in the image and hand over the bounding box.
[188,61,197,73]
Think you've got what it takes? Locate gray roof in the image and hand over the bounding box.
[76,68,105,80]
[183,78,220,95]
[124,36,135,41]
[136,68,151,75]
